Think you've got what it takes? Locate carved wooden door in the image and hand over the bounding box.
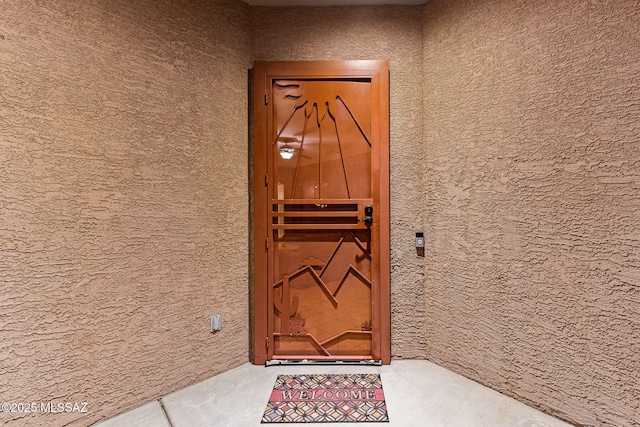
[253,61,390,364]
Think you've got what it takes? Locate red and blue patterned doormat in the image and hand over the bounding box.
[261,373,389,423]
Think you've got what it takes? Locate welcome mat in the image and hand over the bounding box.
[261,373,389,423]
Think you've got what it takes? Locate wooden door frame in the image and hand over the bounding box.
[252,60,390,365]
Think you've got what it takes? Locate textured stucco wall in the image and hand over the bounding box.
[0,0,251,425]
[422,1,640,426]
[3,0,639,425]
[252,5,428,359]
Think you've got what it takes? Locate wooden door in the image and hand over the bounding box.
[253,61,390,364]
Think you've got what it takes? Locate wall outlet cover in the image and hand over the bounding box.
[210,315,222,332]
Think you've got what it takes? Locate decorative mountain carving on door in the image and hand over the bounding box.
[272,230,372,357]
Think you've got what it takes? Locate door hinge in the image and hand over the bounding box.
[265,92,269,105]
[265,237,270,250]
[265,173,269,186]
[266,337,270,351]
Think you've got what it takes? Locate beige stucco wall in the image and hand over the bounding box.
[252,5,429,359]
[2,0,639,426]
[0,0,251,425]
[422,1,640,426]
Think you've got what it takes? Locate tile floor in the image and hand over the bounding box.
[93,360,574,427]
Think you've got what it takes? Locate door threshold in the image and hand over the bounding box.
[265,359,382,367]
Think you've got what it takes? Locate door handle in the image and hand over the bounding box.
[364,205,373,226]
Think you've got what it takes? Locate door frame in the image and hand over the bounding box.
[252,60,390,365]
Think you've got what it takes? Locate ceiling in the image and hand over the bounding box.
[244,0,428,5]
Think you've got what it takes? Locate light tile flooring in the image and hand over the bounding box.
[93,360,574,427]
